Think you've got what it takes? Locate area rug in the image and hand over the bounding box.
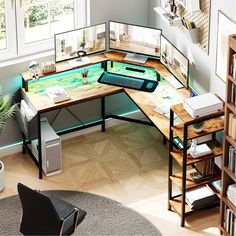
[0,190,162,235]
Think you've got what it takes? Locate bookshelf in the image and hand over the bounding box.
[168,103,224,227]
[220,34,236,235]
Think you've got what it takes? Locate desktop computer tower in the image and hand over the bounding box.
[31,118,62,176]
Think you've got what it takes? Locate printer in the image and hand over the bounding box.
[183,93,223,118]
[31,118,62,176]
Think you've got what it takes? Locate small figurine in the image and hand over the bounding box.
[187,139,198,156]
[28,61,40,80]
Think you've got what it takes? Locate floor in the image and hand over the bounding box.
[0,123,220,236]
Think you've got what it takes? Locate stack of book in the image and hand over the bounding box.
[185,185,217,210]
[227,183,236,207]
[229,146,236,175]
[228,113,236,140]
[194,159,214,177]
[224,206,236,235]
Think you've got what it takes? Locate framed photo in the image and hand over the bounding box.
[215,11,236,82]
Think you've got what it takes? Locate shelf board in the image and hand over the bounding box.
[172,117,224,141]
[171,140,223,166]
[169,194,219,216]
[226,102,236,115]
[222,196,236,214]
[171,103,225,124]
[225,135,236,148]
[169,196,192,216]
[223,166,236,182]
[170,166,221,191]
[228,74,236,86]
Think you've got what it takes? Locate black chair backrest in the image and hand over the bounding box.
[17,183,61,235]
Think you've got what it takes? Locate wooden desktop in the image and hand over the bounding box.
[20,51,190,179]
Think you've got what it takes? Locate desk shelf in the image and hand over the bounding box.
[168,103,224,227]
[171,117,224,141]
[170,165,221,191]
[170,140,223,166]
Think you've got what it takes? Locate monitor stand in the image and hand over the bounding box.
[67,56,90,68]
[124,53,148,64]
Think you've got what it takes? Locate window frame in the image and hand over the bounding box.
[0,0,17,60]
[0,0,87,62]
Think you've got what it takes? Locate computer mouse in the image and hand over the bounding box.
[146,82,154,89]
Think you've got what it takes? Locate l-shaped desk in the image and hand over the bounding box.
[21,51,190,179]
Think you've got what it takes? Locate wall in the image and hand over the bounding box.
[89,0,149,25]
[149,0,236,99]
[0,0,149,149]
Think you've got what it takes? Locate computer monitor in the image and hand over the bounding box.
[160,35,189,88]
[109,21,162,64]
[55,23,106,66]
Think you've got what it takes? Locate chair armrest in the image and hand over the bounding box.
[60,207,78,222]
[59,208,79,236]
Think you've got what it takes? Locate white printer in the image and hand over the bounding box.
[183,93,223,118]
[32,118,62,176]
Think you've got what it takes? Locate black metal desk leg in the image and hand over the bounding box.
[37,113,43,179]
[162,136,167,145]
[168,109,174,211]
[181,124,188,227]
[101,97,105,132]
[22,132,26,154]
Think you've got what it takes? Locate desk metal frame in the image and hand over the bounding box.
[21,53,185,179]
[21,88,157,179]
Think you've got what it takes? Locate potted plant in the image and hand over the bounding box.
[0,83,16,191]
[192,121,204,133]
[81,69,89,84]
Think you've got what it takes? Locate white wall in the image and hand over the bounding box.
[90,0,149,25]
[149,0,236,99]
[0,0,149,149]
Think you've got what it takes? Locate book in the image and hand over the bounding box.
[210,180,221,193]
[46,85,70,103]
[232,115,236,140]
[185,185,216,209]
[228,113,234,138]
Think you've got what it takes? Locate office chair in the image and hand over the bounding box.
[17,183,86,235]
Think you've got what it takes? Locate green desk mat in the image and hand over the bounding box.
[27,61,183,104]
[28,61,157,94]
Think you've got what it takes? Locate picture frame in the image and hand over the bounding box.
[215,11,236,82]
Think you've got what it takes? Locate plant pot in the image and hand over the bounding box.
[192,122,204,133]
[0,161,5,192]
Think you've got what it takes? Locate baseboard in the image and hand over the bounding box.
[0,111,144,158]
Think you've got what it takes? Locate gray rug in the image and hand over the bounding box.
[0,190,162,235]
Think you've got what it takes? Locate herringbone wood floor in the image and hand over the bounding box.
[0,123,220,236]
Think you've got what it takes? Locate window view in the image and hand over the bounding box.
[24,0,75,44]
[0,0,6,50]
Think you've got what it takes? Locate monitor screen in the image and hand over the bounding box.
[109,21,162,59]
[160,35,189,88]
[55,23,106,63]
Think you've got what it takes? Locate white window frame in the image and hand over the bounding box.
[0,0,87,62]
[0,0,17,60]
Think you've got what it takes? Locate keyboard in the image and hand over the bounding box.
[98,72,158,92]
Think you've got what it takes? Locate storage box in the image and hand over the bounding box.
[183,93,223,118]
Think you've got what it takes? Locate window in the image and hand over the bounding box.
[0,0,86,61]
